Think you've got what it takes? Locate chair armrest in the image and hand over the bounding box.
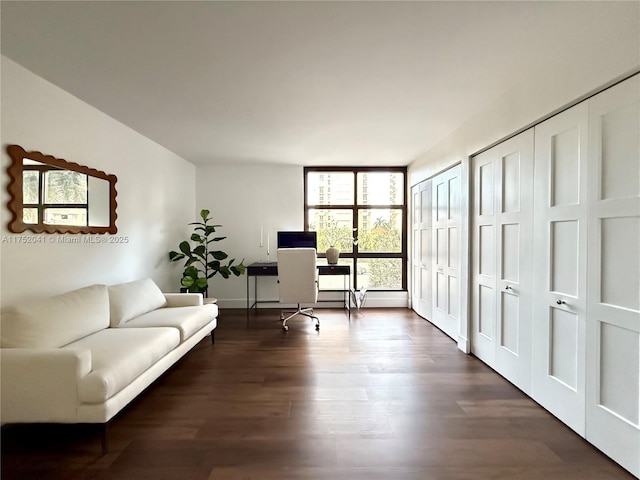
[1,348,92,423]
[163,293,203,307]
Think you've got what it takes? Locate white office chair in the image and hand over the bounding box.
[277,248,319,331]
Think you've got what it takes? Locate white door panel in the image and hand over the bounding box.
[586,74,640,477]
[431,165,461,340]
[471,129,534,392]
[494,131,534,393]
[411,188,421,306]
[532,101,589,436]
[411,179,432,320]
[472,151,497,365]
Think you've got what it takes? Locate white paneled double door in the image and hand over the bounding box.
[470,74,639,476]
[530,76,639,476]
[471,129,534,394]
[411,165,461,342]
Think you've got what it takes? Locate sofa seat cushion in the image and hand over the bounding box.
[116,304,218,342]
[1,284,109,348]
[65,327,180,404]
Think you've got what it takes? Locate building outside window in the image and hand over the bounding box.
[304,167,407,291]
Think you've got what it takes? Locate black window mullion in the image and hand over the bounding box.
[85,174,89,219]
[352,171,359,290]
[38,169,44,225]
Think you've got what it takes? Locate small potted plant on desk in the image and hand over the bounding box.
[169,209,245,299]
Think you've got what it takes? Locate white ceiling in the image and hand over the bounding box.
[1,1,636,166]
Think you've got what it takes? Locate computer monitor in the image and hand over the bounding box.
[277,231,317,249]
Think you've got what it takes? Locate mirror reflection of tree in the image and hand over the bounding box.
[23,208,38,224]
[44,171,87,203]
[22,170,39,204]
[21,168,88,226]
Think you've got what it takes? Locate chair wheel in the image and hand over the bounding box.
[282,325,288,331]
[315,324,320,331]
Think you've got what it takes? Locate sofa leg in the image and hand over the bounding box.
[100,422,110,455]
[210,330,215,344]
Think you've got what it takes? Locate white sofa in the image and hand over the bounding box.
[0,278,217,446]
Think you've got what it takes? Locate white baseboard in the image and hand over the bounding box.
[457,335,470,353]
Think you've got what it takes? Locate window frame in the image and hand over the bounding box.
[304,166,408,291]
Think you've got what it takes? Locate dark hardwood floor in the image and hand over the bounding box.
[1,308,634,480]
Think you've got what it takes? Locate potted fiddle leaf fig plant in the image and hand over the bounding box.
[169,209,245,296]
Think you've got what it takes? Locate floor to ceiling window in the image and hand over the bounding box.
[304,167,407,291]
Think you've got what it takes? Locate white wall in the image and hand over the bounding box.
[408,6,640,185]
[1,56,196,307]
[195,162,304,307]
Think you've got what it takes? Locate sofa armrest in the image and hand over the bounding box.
[1,348,92,423]
[163,293,203,307]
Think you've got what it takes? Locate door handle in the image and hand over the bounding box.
[504,285,513,290]
[556,299,566,305]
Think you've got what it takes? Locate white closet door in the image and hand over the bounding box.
[532,102,589,436]
[432,165,461,340]
[494,130,534,392]
[411,179,432,320]
[471,130,534,393]
[471,148,497,366]
[586,75,640,477]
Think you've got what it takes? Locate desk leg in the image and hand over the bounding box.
[343,272,346,312]
[345,272,351,318]
[246,275,259,319]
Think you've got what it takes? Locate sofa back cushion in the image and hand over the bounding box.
[1,284,110,348]
[108,278,167,327]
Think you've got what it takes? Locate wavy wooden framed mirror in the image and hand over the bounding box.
[6,145,118,234]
